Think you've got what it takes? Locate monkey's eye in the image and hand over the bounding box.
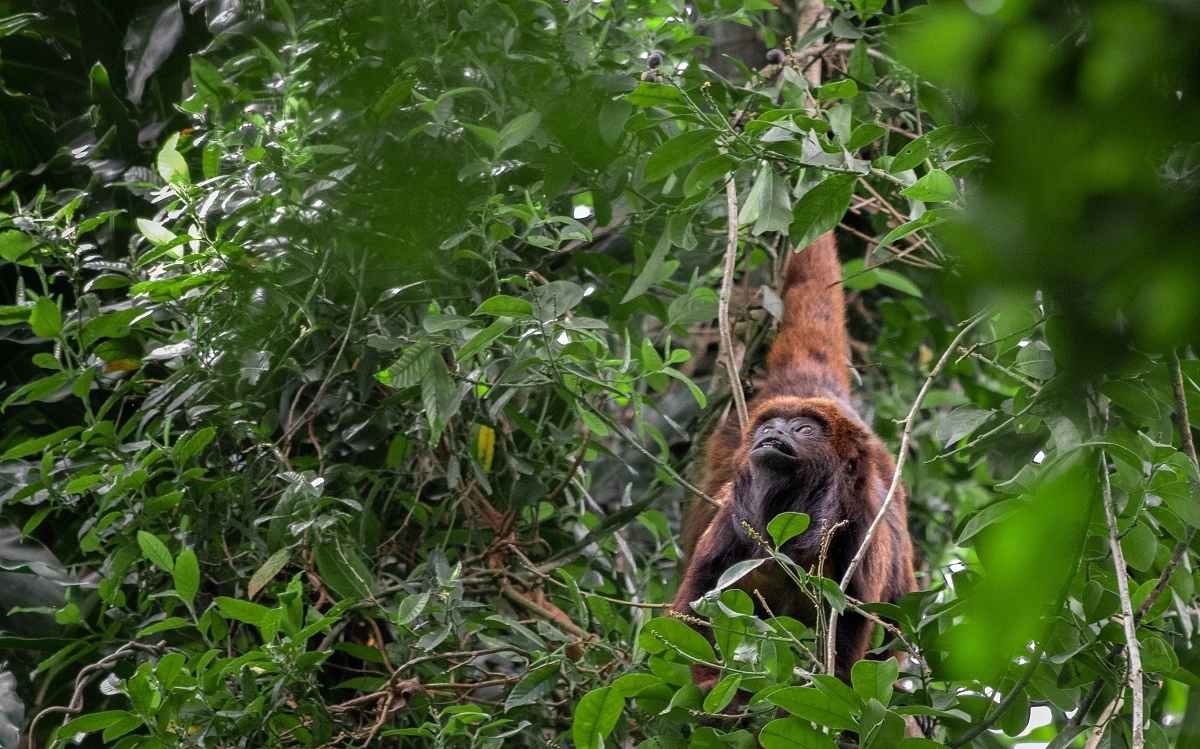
[795,424,814,437]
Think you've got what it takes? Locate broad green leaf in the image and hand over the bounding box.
[1155,481,1200,527]
[175,427,215,464]
[621,236,670,304]
[313,541,374,600]
[936,406,993,447]
[572,687,624,749]
[889,137,931,173]
[816,80,858,101]
[0,231,38,265]
[457,318,511,361]
[750,168,793,235]
[611,673,662,697]
[56,711,131,738]
[190,56,224,109]
[644,129,719,183]
[497,111,541,154]
[473,295,532,317]
[791,174,856,248]
[900,169,957,203]
[684,154,734,197]
[248,549,290,600]
[703,673,742,714]
[873,208,951,252]
[505,663,559,711]
[136,218,178,248]
[759,717,839,749]
[768,512,811,547]
[394,591,430,626]
[623,81,685,107]
[851,657,898,706]
[848,123,886,151]
[716,558,766,591]
[137,531,174,574]
[136,617,191,637]
[842,259,923,297]
[768,687,858,731]
[638,617,716,662]
[214,596,271,626]
[29,297,62,338]
[173,548,199,605]
[157,133,189,185]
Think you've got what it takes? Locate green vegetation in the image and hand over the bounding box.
[0,1,1197,747]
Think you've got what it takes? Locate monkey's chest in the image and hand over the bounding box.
[736,560,820,625]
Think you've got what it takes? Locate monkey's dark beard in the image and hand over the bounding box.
[732,462,835,550]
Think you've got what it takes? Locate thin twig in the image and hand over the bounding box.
[1072,351,1199,728]
[1097,395,1144,749]
[826,311,988,669]
[721,177,749,429]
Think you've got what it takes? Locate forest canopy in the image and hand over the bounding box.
[0,1,1199,748]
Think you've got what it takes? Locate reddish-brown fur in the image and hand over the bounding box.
[672,232,916,686]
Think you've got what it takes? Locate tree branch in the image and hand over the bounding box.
[1097,395,1144,749]
[720,177,749,429]
[825,311,987,670]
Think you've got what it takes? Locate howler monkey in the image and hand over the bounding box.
[672,231,916,683]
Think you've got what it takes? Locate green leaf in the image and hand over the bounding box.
[768,512,811,547]
[248,550,289,600]
[56,711,132,738]
[572,687,624,749]
[848,41,877,86]
[816,79,858,101]
[889,137,931,173]
[848,123,886,151]
[851,658,898,705]
[394,590,430,626]
[768,687,858,731]
[684,154,734,197]
[1155,481,1200,527]
[791,175,856,248]
[505,663,560,711]
[842,259,923,297]
[190,56,224,109]
[750,168,793,235]
[0,305,32,324]
[936,406,992,447]
[759,717,839,749]
[873,208,951,253]
[136,617,191,637]
[174,427,215,464]
[621,236,671,304]
[644,129,719,183]
[157,133,189,185]
[377,341,433,389]
[638,617,716,662]
[137,531,174,574]
[136,218,178,248]
[623,81,685,107]
[0,230,38,265]
[497,111,541,154]
[716,558,766,591]
[313,540,374,600]
[173,548,199,605]
[703,673,742,713]
[473,295,533,317]
[29,297,62,338]
[900,169,958,203]
[214,596,271,626]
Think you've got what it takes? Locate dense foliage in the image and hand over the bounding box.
[0,1,1198,748]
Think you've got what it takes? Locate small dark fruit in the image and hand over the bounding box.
[765,48,785,65]
[647,51,663,69]
[641,70,658,81]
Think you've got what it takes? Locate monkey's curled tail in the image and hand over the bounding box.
[765,231,851,399]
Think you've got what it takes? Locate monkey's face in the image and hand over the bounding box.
[749,414,827,474]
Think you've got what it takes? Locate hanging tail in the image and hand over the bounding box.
[764,232,851,398]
